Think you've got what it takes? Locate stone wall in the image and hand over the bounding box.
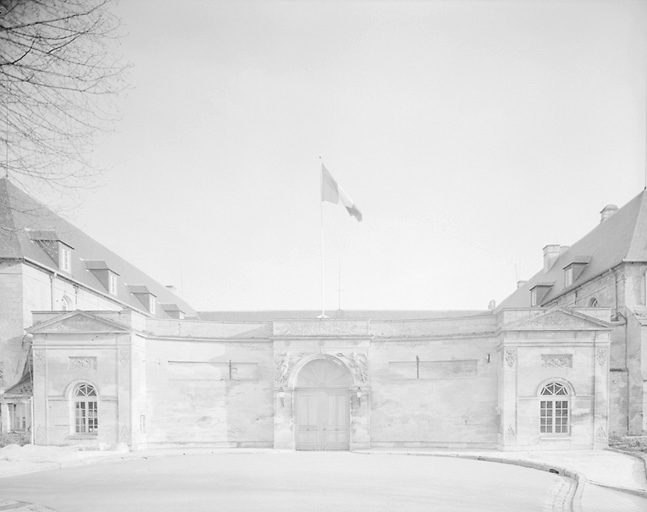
[497,309,611,451]
[369,336,499,448]
[0,261,26,390]
[144,338,275,448]
[28,309,611,451]
[32,332,124,447]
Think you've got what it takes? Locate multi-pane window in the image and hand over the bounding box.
[9,403,27,431]
[540,382,569,434]
[74,383,98,434]
[59,245,72,272]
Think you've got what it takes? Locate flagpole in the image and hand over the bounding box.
[320,200,327,318]
[319,158,327,318]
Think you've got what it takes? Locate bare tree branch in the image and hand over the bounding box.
[0,0,128,191]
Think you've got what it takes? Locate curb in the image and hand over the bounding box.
[361,451,586,512]
[606,448,647,482]
[2,448,645,512]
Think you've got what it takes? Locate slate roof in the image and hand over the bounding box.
[0,178,197,318]
[498,189,647,309]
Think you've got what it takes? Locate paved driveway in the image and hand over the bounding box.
[0,452,567,512]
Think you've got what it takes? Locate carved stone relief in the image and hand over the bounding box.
[504,348,517,368]
[69,357,97,371]
[274,352,307,386]
[595,426,607,444]
[33,350,45,370]
[541,354,572,368]
[596,348,608,367]
[118,348,130,368]
[336,352,368,383]
[273,321,368,337]
[520,312,598,330]
[504,426,516,443]
[119,426,131,444]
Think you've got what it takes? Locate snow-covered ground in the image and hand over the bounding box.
[0,451,564,512]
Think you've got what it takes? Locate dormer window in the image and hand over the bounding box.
[562,256,590,289]
[27,230,74,272]
[530,282,554,307]
[161,303,184,320]
[108,272,118,295]
[59,245,72,272]
[84,261,119,296]
[564,268,573,287]
[128,285,157,315]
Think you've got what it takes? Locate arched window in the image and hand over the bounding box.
[540,382,569,434]
[60,295,71,311]
[73,383,98,434]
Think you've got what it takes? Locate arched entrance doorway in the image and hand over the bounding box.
[294,358,351,451]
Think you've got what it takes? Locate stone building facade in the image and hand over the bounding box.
[3,178,646,451]
[500,190,647,435]
[27,307,610,451]
[0,178,196,435]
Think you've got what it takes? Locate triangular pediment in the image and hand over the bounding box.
[501,308,613,331]
[28,311,131,334]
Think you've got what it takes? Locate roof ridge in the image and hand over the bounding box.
[625,189,647,261]
[0,179,197,317]
[497,189,647,309]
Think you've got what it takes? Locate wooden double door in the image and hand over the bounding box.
[294,358,352,450]
[295,388,350,450]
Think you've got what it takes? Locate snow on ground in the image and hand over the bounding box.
[0,443,129,465]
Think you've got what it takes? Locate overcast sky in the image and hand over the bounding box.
[47,0,647,312]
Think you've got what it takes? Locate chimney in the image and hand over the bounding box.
[600,204,618,223]
[517,280,527,289]
[543,245,561,272]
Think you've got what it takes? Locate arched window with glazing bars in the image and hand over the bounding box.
[73,383,98,434]
[540,382,569,434]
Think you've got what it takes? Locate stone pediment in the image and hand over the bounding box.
[500,308,612,332]
[28,311,130,334]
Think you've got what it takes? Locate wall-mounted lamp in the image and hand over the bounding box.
[356,387,362,406]
[278,387,285,407]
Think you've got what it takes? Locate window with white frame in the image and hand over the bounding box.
[73,383,98,434]
[540,382,569,434]
[564,267,573,287]
[9,403,27,431]
[59,245,72,272]
[108,272,118,295]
